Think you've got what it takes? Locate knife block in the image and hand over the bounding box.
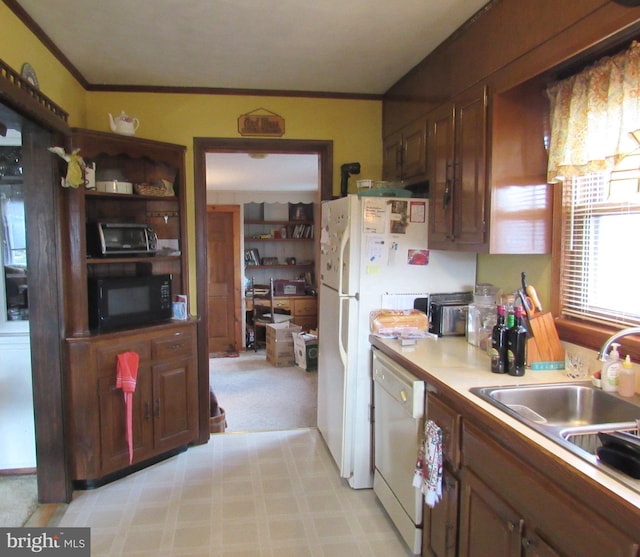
[526,311,565,368]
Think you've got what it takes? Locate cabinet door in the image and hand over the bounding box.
[98,366,154,474]
[428,394,461,470]
[428,103,455,247]
[383,131,403,182]
[521,532,564,557]
[152,358,198,452]
[453,86,488,248]
[423,468,459,557]
[458,468,522,557]
[402,118,428,182]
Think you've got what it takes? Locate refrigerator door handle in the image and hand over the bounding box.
[337,220,350,297]
[338,296,348,367]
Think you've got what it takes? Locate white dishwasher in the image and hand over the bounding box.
[372,348,425,555]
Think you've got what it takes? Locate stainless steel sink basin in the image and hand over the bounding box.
[473,383,640,427]
[470,382,640,491]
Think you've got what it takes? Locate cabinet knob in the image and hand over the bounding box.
[521,537,534,549]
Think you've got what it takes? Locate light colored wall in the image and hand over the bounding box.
[84,92,382,302]
[477,254,551,308]
[0,2,86,125]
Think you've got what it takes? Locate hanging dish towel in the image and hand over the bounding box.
[116,351,139,464]
[413,419,443,507]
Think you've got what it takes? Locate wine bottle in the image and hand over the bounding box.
[490,304,508,373]
[507,305,527,376]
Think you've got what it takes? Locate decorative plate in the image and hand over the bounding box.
[21,63,39,89]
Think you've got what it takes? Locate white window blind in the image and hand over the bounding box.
[561,172,640,327]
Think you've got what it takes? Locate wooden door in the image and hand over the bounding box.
[97,365,153,474]
[382,130,403,182]
[454,85,488,248]
[152,358,197,451]
[423,468,459,557]
[206,205,241,353]
[402,118,428,182]
[458,468,522,557]
[428,103,455,248]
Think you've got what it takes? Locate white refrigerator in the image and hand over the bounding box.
[317,194,476,489]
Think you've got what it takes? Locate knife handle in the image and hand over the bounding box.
[526,285,543,312]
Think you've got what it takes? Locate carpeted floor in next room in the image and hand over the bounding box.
[209,350,318,432]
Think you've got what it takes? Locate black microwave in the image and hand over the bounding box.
[88,274,172,331]
[87,222,158,257]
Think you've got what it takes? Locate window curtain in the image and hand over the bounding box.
[546,40,640,183]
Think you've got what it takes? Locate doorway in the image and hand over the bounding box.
[194,138,333,430]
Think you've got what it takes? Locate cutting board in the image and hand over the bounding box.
[526,311,565,365]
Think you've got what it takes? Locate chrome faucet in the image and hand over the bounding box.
[597,326,640,361]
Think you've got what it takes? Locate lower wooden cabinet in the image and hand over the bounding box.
[461,422,638,557]
[67,321,199,485]
[458,468,523,557]
[423,468,459,557]
[423,393,461,557]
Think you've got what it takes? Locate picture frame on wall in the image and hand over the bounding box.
[244,248,261,266]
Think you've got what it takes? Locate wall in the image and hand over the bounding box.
[0,2,86,125]
[84,93,381,302]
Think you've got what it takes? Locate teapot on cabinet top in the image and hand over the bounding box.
[108,110,140,136]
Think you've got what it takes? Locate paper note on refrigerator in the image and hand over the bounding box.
[362,199,387,234]
[365,235,387,273]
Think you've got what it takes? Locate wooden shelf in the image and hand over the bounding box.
[85,190,178,202]
[244,219,313,225]
[245,264,313,270]
[86,255,181,265]
[245,237,313,242]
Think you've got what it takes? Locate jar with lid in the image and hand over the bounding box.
[467,283,497,349]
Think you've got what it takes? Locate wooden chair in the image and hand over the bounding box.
[250,277,293,351]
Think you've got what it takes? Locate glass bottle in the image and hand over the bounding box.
[507,305,527,376]
[490,304,508,374]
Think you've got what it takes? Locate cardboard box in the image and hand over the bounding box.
[266,322,302,367]
[293,332,318,371]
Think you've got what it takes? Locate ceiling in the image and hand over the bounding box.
[14,0,488,95]
[10,0,488,191]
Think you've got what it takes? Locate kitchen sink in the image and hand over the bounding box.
[470,382,640,491]
[473,383,640,427]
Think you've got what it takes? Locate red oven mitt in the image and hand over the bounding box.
[116,351,139,464]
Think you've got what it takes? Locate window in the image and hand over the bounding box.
[547,41,640,330]
[561,172,640,327]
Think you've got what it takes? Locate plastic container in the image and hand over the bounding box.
[618,355,636,397]
[601,342,622,393]
[467,283,497,349]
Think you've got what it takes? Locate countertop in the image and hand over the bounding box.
[369,335,640,511]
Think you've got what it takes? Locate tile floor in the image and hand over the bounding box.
[58,428,413,556]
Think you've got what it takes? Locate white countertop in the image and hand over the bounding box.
[370,335,640,510]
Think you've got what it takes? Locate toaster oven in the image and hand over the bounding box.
[87,222,158,256]
[429,301,469,337]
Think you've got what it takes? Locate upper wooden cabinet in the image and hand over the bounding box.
[428,85,488,251]
[382,118,428,186]
[63,128,188,336]
[427,79,554,254]
[384,0,640,253]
